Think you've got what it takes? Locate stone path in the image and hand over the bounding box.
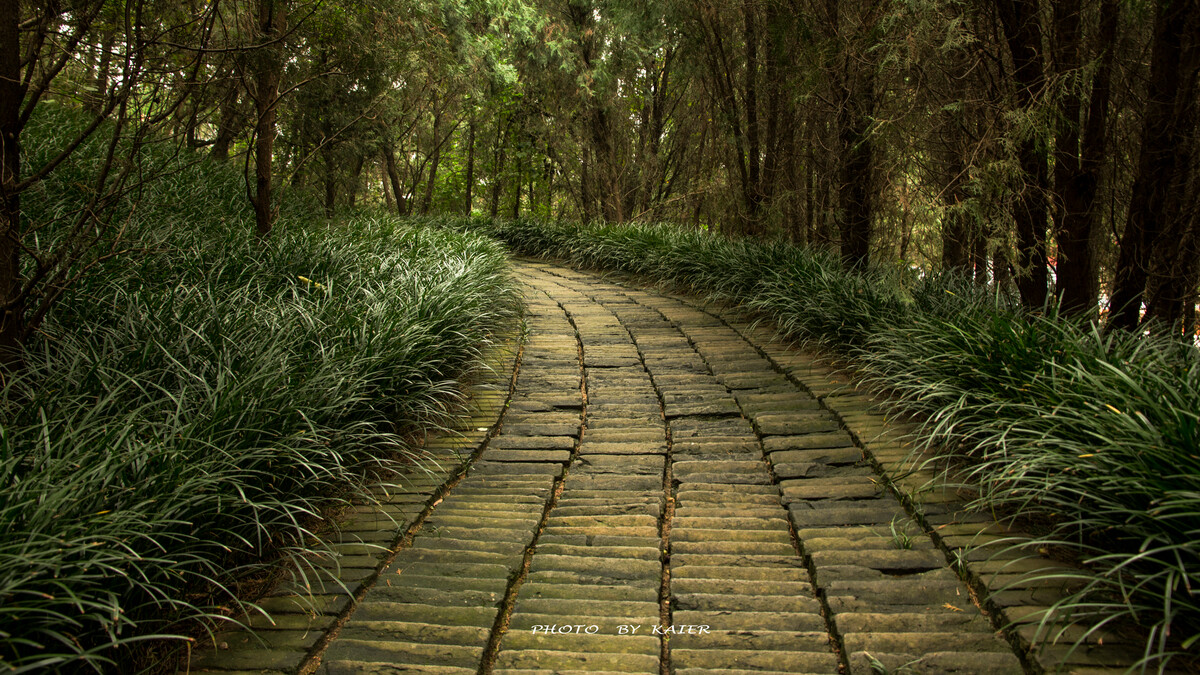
[186,261,1147,675]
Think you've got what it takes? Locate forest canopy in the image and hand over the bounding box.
[3,0,1199,354]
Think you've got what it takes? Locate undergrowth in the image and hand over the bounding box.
[452,216,1199,672]
[0,111,519,673]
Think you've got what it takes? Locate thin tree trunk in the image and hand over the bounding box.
[210,81,241,161]
[419,111,444,215]
[511,172,521,219]
[0,0,23,363]
[322,145,337,219]
[490,112,507,218]
[997,0,1049,308]
[743,0,761,235]
[381,156,395,211]
[383,144,405,217]
[838,80,874,269]
[348,155,364,208]
[972,233,988,284]
[580,147,593,222]
[250,0,286,238]
[87,26,115,115]
[464,116,475,215]
[1054,0,1117,317]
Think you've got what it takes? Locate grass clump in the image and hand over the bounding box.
[457,215,1198,671]
[0,112,519,673]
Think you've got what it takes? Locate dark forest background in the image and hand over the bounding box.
[4,0,1200,355]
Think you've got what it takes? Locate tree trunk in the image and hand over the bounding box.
[383,144,405,217]
[972,233,988,284]
[323,148,337,219]
[743,0,761,235]
[996,0,1049,308]
[210,80,241,162]
[464,116,475,215]
[490,112,507,218]
[580,147,593,222]
[838,74,875,269]
[87,26,115,116]
[250,0,286,238]
[1054,0,1118,318]
[348,155,364,208]
[419,111,444,215]
[940,144,971,273]
[0,0,23,364]
[381,156,395,211]
[511,171,521,219]
[1109,0,1200,331]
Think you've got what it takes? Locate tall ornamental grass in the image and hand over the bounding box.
[458,216,1198,671]
[0,110,519,673]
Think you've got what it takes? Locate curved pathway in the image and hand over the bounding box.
[186,261,1143,675]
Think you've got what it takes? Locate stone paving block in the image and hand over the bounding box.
[673,593,821,614]
[518,581,658,603]
[486,449,573,463]
[513,597,659,618]
[752,415,842,436]
[672,564,809,583]
[763,434,855,452]
[500,631,660,655]
[787,504,906,526]
[323,639,482,668]
[321,662,476,675]
[536,543,660,560]
[671,528,793,544]
[671,648,840,672]
[213,629,325,651]
[846,650,1023,675]
[189,648,308,671]
[669,629,829,651]
[336,621,491,647]
[808,548,945,571]
[673,611,827,633]
[492,649,659,672]
[842,631,1013,655]
[255,594,350,617]
[528,555,660,582]
[670,578,813,597]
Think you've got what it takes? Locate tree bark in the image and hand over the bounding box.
[996,0,1049,308]
[322,144,337,219]
[0,0,23,363]
[381,156,395,211]
[87,26,115,115]
[419,110,445,215]
[1054,0,1117,318]
[743,0,762,235]
[1109,0,1200,331]
[348,155,364,208]
[383,143,405,217]
[249,0,286,238]
[464,116,475,215]
[210,79,241,162]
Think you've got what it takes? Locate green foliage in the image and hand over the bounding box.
[0,116,519,673]
[459,215,1198,671]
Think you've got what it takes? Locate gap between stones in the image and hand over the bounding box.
[296,337,527,675]
[476,281,589,675]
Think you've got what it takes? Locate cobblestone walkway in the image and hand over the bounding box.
[185,261,1141,675]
